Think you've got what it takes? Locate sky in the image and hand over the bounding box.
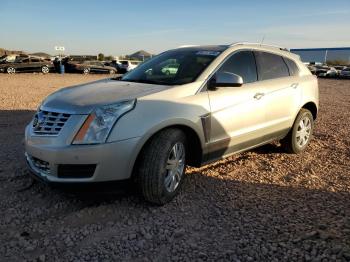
[1,0,349,56]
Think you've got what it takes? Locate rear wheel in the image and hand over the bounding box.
[7,67,16,74]
[83,68,90,74]
[41,66,49,74]
[136,128,187,205]
[281,108,314,154]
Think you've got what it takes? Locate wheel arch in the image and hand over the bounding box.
[301,101,318,120]
[131,124,204,179]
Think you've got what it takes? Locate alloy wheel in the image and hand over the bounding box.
[7,67,15,74]
[296,116,312,147]
[164,142,185,192]
[42,66,49,74]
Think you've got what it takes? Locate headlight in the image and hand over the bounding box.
[73,100,136,144]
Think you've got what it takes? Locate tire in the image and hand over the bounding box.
[41,66,49,74]
[109,69,115,74]
[7,67,15,74]
[281,108,314,154]
[136,128,187,205]
[83,68,90,74]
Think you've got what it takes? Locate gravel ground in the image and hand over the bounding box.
[0,74,349,261]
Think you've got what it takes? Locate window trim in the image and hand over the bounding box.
[197,48,300,93]
[254,50,291,81]
[198,48,257,93]
[282,56,301,77]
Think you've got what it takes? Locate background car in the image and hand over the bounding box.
[161,63,179,75]
[318,67,338,78]
[340,67,350,78]
[0,56,53,74]
[65,60,117,74]
[118,60,141,73]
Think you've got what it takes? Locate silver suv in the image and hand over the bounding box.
[25,43,319,204]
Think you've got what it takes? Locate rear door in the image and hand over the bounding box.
[254,51,301,135]
[91,62,104,73]
[207,50,266,159]
[29,58,42,72]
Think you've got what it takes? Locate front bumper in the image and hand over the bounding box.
[25,127,141,183]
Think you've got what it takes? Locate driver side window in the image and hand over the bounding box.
[218,51,257,84]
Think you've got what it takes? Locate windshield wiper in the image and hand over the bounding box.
[117,79,169,85]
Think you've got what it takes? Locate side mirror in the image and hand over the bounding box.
[208,72,243,90]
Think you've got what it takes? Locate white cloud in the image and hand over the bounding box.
[257,23,350,48]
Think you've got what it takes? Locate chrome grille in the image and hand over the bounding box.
[32,110,71,135]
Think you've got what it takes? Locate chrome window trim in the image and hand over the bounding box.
[196,48,300,94]
[196,48,254,93]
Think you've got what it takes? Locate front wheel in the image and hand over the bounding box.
[7,67,16,74]
[41,66,49,74]
[83,68,90,74]
[281,108,314,154]
[109,69,115,74]
[136,128,187,205]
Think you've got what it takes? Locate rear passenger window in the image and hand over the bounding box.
[283,57,299,76]
[218,51,257,83]
[254,51,289,80]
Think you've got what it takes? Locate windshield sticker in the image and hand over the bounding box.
[196,51,220,56]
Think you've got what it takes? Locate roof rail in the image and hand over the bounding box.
[230,42,290,52]
[177,45,199,48]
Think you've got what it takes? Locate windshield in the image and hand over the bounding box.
[121,49,221,85]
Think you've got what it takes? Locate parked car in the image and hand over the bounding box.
[65,60,118,74]
[307,65,317,75]
[118,60,141,73]
[340,67,350,78]
[318,67,338,78]
[25,43,318,204]
[313,65,329,77]
[0,56,53,74]
[161,63,179,75]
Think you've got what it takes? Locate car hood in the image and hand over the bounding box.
[41,78,173,114]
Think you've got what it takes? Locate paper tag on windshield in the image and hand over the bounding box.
[196,51,220,56]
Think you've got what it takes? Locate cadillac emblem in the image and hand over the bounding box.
[33,111,45,130]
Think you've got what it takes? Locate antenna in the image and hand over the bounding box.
[260,35,265,46]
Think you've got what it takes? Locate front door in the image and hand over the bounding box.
[207,50,266,160]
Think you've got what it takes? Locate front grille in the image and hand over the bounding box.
[57,164,96,179]
[27,155,50,175]
[32,110,71,135]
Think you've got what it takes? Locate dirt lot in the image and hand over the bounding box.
[0,74,349,261]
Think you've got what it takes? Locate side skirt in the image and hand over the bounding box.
[201,128,290,166]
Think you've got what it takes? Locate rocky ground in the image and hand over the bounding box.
[0,74,349,261]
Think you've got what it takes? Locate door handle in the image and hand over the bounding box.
[291,83,299,89]
[254,92,265,100]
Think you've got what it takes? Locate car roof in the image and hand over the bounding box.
[176,45,229,52]
[175,43,297,57]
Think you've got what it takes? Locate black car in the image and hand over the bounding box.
[65,60,118,74]
[0,57,53,74]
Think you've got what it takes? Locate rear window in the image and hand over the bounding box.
[254,51,290,80]
[283,57,299,76]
